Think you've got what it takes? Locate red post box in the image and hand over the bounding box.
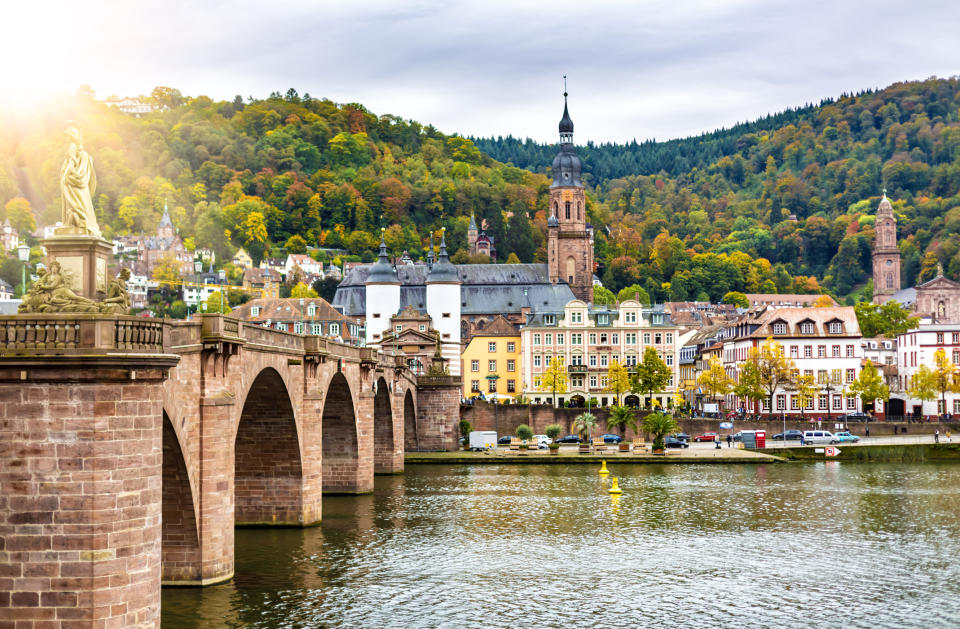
[755,430,766,448]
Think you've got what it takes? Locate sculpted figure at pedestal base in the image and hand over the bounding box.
[99,268,132,314]
[17,261,99,314]
[60,125,101,237]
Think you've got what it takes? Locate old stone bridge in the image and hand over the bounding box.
[0,314,459,627]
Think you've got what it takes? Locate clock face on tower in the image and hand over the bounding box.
[886,260,893,266]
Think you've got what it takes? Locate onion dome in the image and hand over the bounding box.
[367,232,399,284]
[547,214,559,228]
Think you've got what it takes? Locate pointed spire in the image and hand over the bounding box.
[438,228,449,260]
[468,213,477,231]
[427,232,435,266]
[367,228,399,284]
[427,227,459,283]
[378,228,388,261]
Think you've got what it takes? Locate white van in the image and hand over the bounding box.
[468,431,498,451]
[802,430,838,445]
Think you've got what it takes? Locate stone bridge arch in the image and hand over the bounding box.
[234,367,306,526]
[161,410,201,584]
[404,388,418,451]
[322,371,369,494]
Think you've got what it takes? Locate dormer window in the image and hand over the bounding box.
[597,314,608,325]
[543,315,556,325]
[800,321,814,335]
[570,311,582,324]
[251,306,260,316]
[828,321,843,334]
[772,321,787,335]
[307,304,316,316]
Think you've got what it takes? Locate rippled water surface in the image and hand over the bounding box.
[162,462,960,628]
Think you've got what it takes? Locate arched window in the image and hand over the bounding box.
[886,273,894,288]
[553,201,558,217]
[577,201,582,220]
[565,201,571,220]
[566,257,576,284]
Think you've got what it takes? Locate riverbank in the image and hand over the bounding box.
[405,446,785,464]
[769,442,960,462]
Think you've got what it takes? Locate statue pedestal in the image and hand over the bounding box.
[43,228,112,300]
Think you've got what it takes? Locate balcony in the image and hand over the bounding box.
[567,364,587,373]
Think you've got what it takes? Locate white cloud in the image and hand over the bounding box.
[2,0,959,142]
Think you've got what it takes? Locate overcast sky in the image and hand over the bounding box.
[4,0,959,143]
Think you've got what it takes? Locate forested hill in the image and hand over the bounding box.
[478,77,960,300]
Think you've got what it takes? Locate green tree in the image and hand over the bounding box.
[151,255,182,284]
[722,291,749,308]
[792,374,818,418]
[632,347,671,407]
[849,361,890,412]
[752,338,796,416]
[604,360,632,405]
[203,290,232,314]
[932,348,959,416]
[733,357,766,413]
[242,211,269,265]
[504,205,535,262]
[617,284,650,304]
[593,286,616,305]
[907,365,938,416]
[285,234,307,254]
[515,423,534,444]
[606,405,637,439]
[291,282,319,298]
[642,411,679,451]
[572,412,597,441]
[537,356,568,408]
[697,356,732,405]
[854,301,920,338]
[4,198,36,235]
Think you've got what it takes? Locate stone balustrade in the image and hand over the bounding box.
[0,314,165,354]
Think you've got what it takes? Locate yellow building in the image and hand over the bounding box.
[461,315,521,401]
[232,247,253,269]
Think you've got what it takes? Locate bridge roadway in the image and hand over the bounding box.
[0,313,460,628]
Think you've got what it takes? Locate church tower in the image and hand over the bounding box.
[872,192,901,304]
[547,87,593,303]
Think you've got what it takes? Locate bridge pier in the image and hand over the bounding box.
[0,316,178,628]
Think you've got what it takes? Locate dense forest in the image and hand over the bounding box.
[478,77,960,301]
[1,77,959,305]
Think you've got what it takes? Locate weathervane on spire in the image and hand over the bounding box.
[563,74,568,100]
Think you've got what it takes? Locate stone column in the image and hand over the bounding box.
[0,315,178,628]
[414,376,463,451]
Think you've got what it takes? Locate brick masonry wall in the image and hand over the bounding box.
[373,379,401,474]
[414,385,460,451]
[0,367,172,628]
[322,372,370,493]
[162,413,201,583]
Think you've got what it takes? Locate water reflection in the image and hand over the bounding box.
[163,463,960,628]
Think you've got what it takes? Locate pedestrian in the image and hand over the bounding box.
[935,429,939,444]
[715,435,721,449]
[726,434,732,448]
[865,426,869,438]
[947,429,952,442]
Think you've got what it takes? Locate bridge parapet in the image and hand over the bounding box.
[0,314,165,354]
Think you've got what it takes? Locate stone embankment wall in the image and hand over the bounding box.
[462,401,960,439]
[774,443,960,462]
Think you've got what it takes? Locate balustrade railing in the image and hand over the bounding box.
[0,315,164,353]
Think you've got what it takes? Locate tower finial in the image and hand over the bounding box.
[563,74,568,100]
[882,187,887,200]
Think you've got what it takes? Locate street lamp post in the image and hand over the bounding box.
[17,242,30,297]
[193,259,202,318]
[217,269,226,314]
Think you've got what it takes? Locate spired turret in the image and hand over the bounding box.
[426,230,461,374]
[872,191,901,304]
[365,233,401,344]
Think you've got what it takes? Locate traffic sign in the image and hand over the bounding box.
[825,447,841,457]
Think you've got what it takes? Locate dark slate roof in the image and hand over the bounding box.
[559,100,574,134]
[367,238,399,284]
[332,262,575,317]
[427,237,458,283]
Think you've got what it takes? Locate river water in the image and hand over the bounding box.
[162,462,960,628]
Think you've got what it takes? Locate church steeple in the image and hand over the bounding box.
[546,78,592,303]
[872,191,901,304]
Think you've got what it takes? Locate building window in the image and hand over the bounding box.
[307,304,316,316]
[557,333,565,345]
[936,333,944,344]
[790,345,798,358]
[654,333,662,344]
[507,342,515,352]
[311,324,322,335]
[847,396,856,410]
[589,333,597,345]
[571,354,582,365]
[507,359,515,372]
[471,360,479,372]
[626,312,637,323]
[665,354,673,366]
[829,321,843,334]
[776,394,786,410]
[589,354,597,367]
[954,400,960,414]
[846,345,854,357]
[832,345,841,357]
[832,396,841,410]
[817,370,828,384]
[600,376,608,387]
[600,355,608,367]
[590,375,597,388]
[953,333,959,344]
[545,355,552,366]
[330,323,340,336]
[488,379,497,393]
[294,322,304,334]
[543,315,555,325]
[643,333,651,344]
[625,354,637,366]
[818,345,826,358]
[666,333,673,344]
[488,360,497,372]
[800,322,814,334]
[597,314,608,325]
[534,377,541,388]
[533,334,541,345]
[395,325,402,333]
[846,368,856,383]
[565,200,571,219]
[534,355,541,368]
[954,350,960,365]
[545,333,553,345]
[489,342,497,352]
[571,311,582,323]
[251,306,260,316]
[818,395,828,410]
[571,333,582,345]
[471,380,480,392]
[612,333,619,344]
[419,324,426,332]
[442,313,451,318]
[507,380,516,393]
[772,322,787,335]
[790,396,799,410]
[626,333,637,345]
[803,345,812,358]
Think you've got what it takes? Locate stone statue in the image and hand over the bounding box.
[99,268,131,314]
[17,261,100,313]
[60,125,101,237]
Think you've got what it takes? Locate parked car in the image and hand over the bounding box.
[601,434,623,444]
[664,436,690,448]
[802,430,838,444]
[771,430,804,441]
[555,434,581,444]
[834,431,860,443]
[694,432,718,442]
[497,435,513,445]
[840,412,873,422]
[532,434,552,445]
[675,432,691,442]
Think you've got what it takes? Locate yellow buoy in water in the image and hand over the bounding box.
[608,477,623,494]
[599,460,610,475]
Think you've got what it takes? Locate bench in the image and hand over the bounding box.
[592,438,607,452]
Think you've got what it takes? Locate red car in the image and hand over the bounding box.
[693,432,719,442]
